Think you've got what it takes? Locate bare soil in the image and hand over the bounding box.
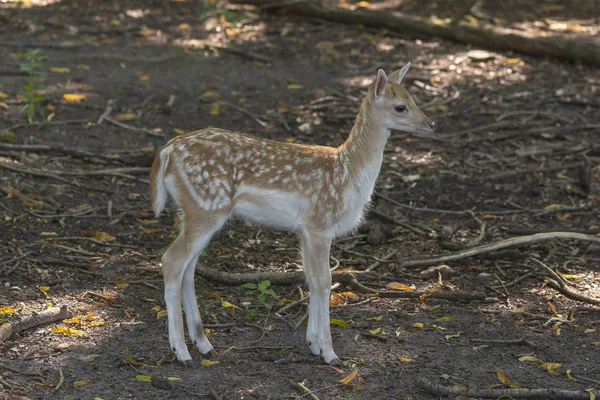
[0,1,599,399]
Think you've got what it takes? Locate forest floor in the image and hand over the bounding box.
[0,1,599,399]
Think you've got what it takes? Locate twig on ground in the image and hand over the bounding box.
[208,44,272,64]
[97,99,116,125]
[0,305,73,344]
[470,337,536,346]
[218,100,268,128]
[400,232,600,269]
[210,389,223,400]
[369,209,431,236]
[366,249,399,271]
[546,280,600,306]
[529,257,567,288]
[488,163,581,180]
[0,161,100,191]
[287,379,321,400]
[416,376,595,399]
[53,367,64,393]
[104,116,163,137]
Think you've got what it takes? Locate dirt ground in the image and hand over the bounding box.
[0,1,599,399]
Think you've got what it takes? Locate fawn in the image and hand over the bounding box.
[150,63,435,365]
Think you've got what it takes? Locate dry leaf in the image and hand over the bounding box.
[125,348,145,366]
[156,309,168,320]
[124,308,135,317]
[397,356,415,362]
[505,58,522,64]
[287,84,303,90]
[519,355,544,363]
[330,318,348,327]
[0,306,16,314]
[329,292,345,306]
[497,367,521,388]
[113,113,138,121]
[62,93,87,102]
[412,322,424,329]
[386,282,413,291]
[177,23,190,30]
[201,360,219,367]
[76,64,90,70]
[368,327,383,334]
[173,127,185,135]
[339,368,358,384]
[90,231,116,241]
[50,66,70,73]
[73,380,92,388]
[0,92,9,99]
[209,102,221,116]
[199,91,221,99]
[39,286,50,292]
[52,326,85,336]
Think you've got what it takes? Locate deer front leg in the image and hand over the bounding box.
[301,231,341,365]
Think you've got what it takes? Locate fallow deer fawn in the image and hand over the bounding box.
[150,63,434,365]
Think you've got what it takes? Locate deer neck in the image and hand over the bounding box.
[337,99,389,192]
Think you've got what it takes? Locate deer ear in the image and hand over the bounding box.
[374,69,387,100]
[395,61,411,84]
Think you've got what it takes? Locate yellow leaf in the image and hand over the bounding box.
[555,213,570,221]
[386,282,413,291]
[52,326,85,336]
[287,84,304,90]
[63,315,82,324]
[221,301,240,310]
[209,102,220,116]
[363,315,382,321]
[156,309,168,320]
[547,302,557,316]
[544,204,571,210]
[519,355,544,363]
[201,360,219,367]
[566,369,576,380]
[73,380,92,388]
[178,23,190,30]
[50,66,70,73]
[173,127,185,135]
[355,1,371,7]
[0,306,16,314]
[137,71,150,81]
[39,286,50,292]
[125,348,145,366]
[136,375,151,382]
[41,231,58,236]
[0,92,8,99]
[277,100,288,113]
[397,356,415,362]
[330,318,348,327]
[341,291,358,298]
[113,113,138,121]
[561,273,581,280]
[482,214,501,219]
[445,333,460,340]
[115,283,129,289]
[412,322,424,329]
[552,325,561,335]
[151,305,162,312]
[339,368,358,384]
[497,367,521,388]
[90,231,116,241]
[541,362,562,372]
[369,327,382,335]
[505,58,522,64]
[62,93,87,102]
[285,138,295,143]
[199,91,221,99]
[124,307,135,317]
[76,64,90,70]
[329,292,345,306]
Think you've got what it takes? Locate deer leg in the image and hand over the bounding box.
[181,218,227,357]
[162,219,222,365]
[301,230,340,365]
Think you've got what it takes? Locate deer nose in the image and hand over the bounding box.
[427,120,436,130]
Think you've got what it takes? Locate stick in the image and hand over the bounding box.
[104,116,164,137]
[0,305,73,344]
[400,232,600,269]
[287,379,320,400]
[546,280,600,306]
[97,99,116,125]
[416,376,595,399]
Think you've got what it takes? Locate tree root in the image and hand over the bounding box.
[416,376,596,399]
[0,305,73,345]
[196,268,487,301]
[400,232,600,269]
[234,0,600,65]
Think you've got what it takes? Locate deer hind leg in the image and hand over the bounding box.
[301,230,340,365]
[181,217,227,357]
[162,215,226,365]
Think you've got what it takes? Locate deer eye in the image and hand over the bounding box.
[395,104,407,113]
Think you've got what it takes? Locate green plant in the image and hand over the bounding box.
[242,280,278,310]
[19,49,46,123]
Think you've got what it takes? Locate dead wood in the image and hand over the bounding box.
[0,305,73,345]
[400,232,600,269]
[234,0,600,65]
[546,280,600,306]
[416,376,595,399]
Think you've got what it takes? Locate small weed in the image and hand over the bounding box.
[242,280,278,310]
[19,49,46,123]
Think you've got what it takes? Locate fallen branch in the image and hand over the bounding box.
[400,232,600,269]
[287,379,320,400]
[0,305,73,344]
[470,337,536,347]
[97,99,116,125]
[196,267,376,285]
[546,280,600,306]
[104,116,163,138]
[416,376,595,399]
[235,0,600,65]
